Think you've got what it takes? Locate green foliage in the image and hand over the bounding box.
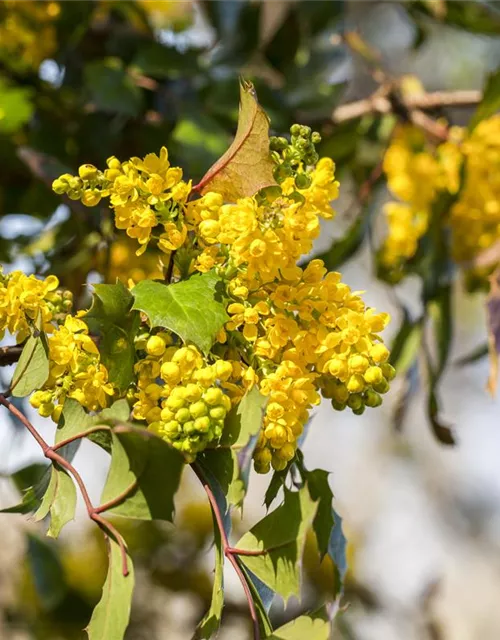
[470,68,500,130]
[221,385,267,448]
[85,281,139,391]
[0,76,34,133]
[193,518,224,639]
[11,334,49,397]
[131,272,229,355]
[34,465,77,538]
[100,428,184,521]
[84,59,144,118]
[26,534,67,611]
[86,538,135,640]
[268,608,331,640]
[236,487,318,602]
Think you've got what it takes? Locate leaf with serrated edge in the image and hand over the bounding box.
[195,79,277,200]
[268,609,330,640]
[235,487,318,602]
[86,537,134,640]
[11,334,49,397]
[99,428,184,521]
[131,272,229,355]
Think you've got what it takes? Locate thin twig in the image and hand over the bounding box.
[192,462,262,640]
[0,394,131,577]
[332,90,482,124]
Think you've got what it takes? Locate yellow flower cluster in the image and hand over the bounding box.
[31,315,114,421]
[52,124,393,472]
[186,157,391,472]
[0,1,60,71]
[132,335,239,458]
[0,270,72,343]
[381,117,500,280]
[450,117,500,266]
[231,260,393,473]
[193,158,339,282]
[52,147,192,256]
[381,125,461,269]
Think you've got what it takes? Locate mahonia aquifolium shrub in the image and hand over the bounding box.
[381,116,500,287]
[48,119,394,473]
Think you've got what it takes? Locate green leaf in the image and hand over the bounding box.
[131,272,229,355]
[0,463,50,514]
[55,397,96,444]
[0,77,34,133]
[86,537,134,640]
[196,79,277,199]
[328,508,348,591]
[10,334,49,397]
[85,59,143,118]
[85,281,139,391]
[34,465,77,538]
[470,68,500,130]
[264,468,287,510]
[193,513,224,639]
[235,487,318,602]
[268,609,331,640]
[99,427,184,521]
[221,385,266,448]
[198,449,245,508]
[26,534,67,611]
[304,469,334,560]
[389,312,423,376]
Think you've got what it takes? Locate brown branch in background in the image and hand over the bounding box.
[332,90,482,124]
[0,394,133,577]
[0,345,23,366]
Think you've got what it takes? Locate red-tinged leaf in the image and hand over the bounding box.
[194,79,277,200]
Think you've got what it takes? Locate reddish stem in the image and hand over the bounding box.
[52,425,111,451]
[94,479,138,514]
[0,395,130,577]
[192,462,262,640]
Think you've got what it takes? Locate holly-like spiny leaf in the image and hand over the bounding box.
[235,487,318,602]
[131,271,229,355]
[10,333,49,397]
[86,537,134,640]
[303,469,334,560]
[99,427,184,521]
[195,79,277,200]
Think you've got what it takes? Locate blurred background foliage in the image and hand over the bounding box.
[2,1,500,638]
